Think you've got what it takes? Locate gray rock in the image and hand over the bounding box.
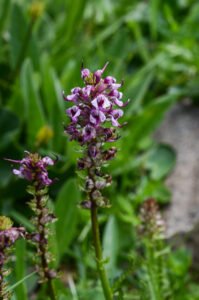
[154,101,199,237]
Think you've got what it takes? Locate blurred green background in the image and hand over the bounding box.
[1,0,199,299]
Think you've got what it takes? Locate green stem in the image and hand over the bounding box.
[90,203,113,300]
[47,279,56,300]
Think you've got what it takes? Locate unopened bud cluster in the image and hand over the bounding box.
[63,63,129,208]
[0,217,25,299]
[27,185,57,282]
[139,198,165,240]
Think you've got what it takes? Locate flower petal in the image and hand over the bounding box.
[13,168,25,178]
[63,91,78,102]
[42,157,54,166]
[104,76,116,84]
[82,125,96,141]
[91,95,110,110]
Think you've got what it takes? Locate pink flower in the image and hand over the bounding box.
[110,109,124,127]
[66,105,81,122]
[4,152,57,187]
[91,95,110,110]
[82,125,96,142]
[63,62,130,144]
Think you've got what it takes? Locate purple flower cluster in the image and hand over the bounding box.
[5,151,57,187]
[63,63,129,208]
[0,227,25,252]
[5,152,58,283]
[0,216,25,278]
[63,62,129,148]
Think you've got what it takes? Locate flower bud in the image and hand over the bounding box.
[93,62,109,84]
[104,127,116,141]
[94,168,104,177]
[88,144,99,158]
[49,269,57,279]
[95,180,106,190]
[92,190,101,200]
[29,1,45,20]
[30,233,41,243]
[80,201,92,209]
[102,147,117,161]
[85,177,94,190]
[81,67,93,84]
[0,217,13,231]
[105,174,112,185]
[77,158,87,170]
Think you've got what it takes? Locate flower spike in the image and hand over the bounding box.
[62,63,129,300]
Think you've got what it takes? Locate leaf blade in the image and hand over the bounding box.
[55,179,80,261]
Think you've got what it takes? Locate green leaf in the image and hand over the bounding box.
[65,0,88,43]
[6,271,37,293]
[169,248,191,276]
[126,70,154,115]
[133,177,171,204]
[55,179,80,261]
[128,21,149,63]
[15,239,28,300]
[9,210,34,232]
[150,0,160,40]
[0,143,22,188]
[0,108,20,151]
[0,0,11,34]
[58,294,71,300]
[47,199,59,268]
[58,295,68,300]
[41,54,64,119]
[146,144,176,180]
[9,3,27,69]
[54,0,88,56]
[20,59,46,147]
[87,289,104,300]
[41,54,65,152]
[9,2,40,71]
[125,93,178,148]
[53,279,72,298]
[102,215,119,277]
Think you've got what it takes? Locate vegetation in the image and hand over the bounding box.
[0,0,199,299]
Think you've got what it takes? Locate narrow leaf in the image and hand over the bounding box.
[6,272,37,293]
[9,3,27,68]
[20,59,46,147]
[15,239,28,300]
[9,210,34,232]
[55,179,80,261]
[102,215,119,277]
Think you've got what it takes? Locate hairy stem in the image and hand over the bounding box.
[90,203,113,300]
[35,192,56,300]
